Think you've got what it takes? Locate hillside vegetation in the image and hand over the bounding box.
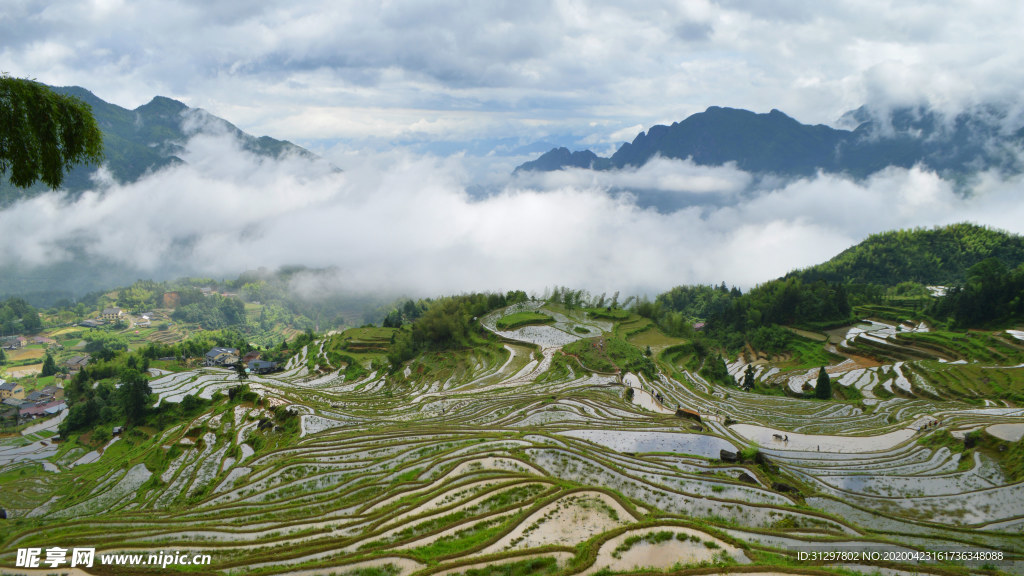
[792,223,1024,286]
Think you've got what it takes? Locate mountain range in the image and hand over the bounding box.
[0,85,317,207]
[516,105,1024,179]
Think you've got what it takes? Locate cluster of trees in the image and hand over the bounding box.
[0,297,43,335]
[59,355,152,435]
[137,328,312,368]
[387,291,529,367]
[931,258,1024,326]
[172,293,246,330]
[82,331,130,360]
[699,354,735,387]
[381,299,427,328]
[116,280,164,312]
[138,330,256,362]
[59,328,300,437]
[548,286,625,311]
[563,336,657,378]
[792,223,1024,287]
[233,268,379,330]
[638,279,851,352]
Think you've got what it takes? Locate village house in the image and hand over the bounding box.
[0,381,26,400]
[25,390,49,403]
[1,336,27,350]
[79,319,104,328]
[19,400,66,420]
[101,307,125,322]
[2,396,25,408]
[205,347,240,367]
[64,355,91,372]
[248,359,278,374]
[41,385,64,400]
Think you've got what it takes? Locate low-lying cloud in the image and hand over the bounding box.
[3,130,1024,299]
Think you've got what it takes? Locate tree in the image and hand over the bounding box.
[815,366,832,400]
[233,361,248,381]
[1,75,104,189]
[0,347,5,365]
[41,353,57,377]
[119,368,152,425]
[20,307,42,333]
[742,364,755,390]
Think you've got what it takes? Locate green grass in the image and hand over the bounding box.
[917,429,964,453]
[407,517,511,563]
[495,311,555,331]
[320,328,403,376]
[626,325,687,351]
[586,307,631,320]
[535,353,575,384]
[343,326,400,342]
[563,336,655,377]
[331,565,400,576]
[909,358,1024,403]
[896,330,1024,364]
[612,530,676,558]
[780,335,845,371]
[452,556,559,576]
[1001,438,1024,482]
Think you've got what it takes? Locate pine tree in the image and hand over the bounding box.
[743,364,755,390]
[119,368,152,425]
[815,366,832,399]
[41,353,57,377]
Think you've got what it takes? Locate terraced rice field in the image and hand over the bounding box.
[1,306,1023,575]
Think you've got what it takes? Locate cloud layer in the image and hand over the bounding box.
[3,1,1023,151]
[3,131,1024,298]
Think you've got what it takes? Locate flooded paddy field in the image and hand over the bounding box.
[2,305,1022,575]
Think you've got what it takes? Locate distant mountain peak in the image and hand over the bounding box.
[515,104,1024,179]
[136,95,189,114]
[513,147,611,173]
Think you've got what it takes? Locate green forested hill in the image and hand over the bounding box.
[0,84,316,206]
[790,223,1024,286]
